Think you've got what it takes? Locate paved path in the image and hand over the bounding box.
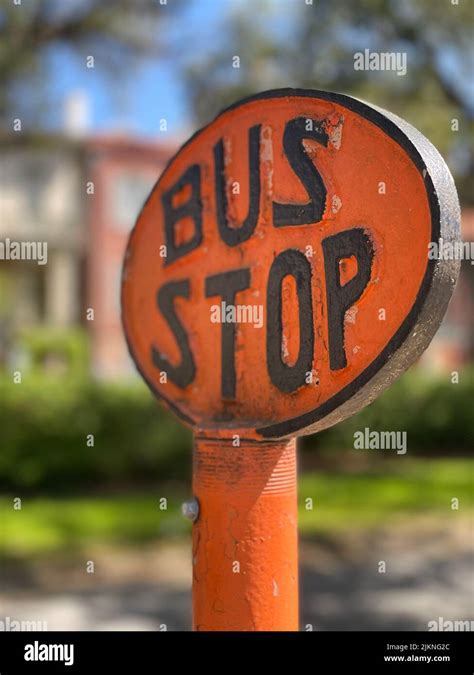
[1,522,472,631]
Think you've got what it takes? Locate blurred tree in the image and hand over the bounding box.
[182,0,473,203]
[0,0,182,129]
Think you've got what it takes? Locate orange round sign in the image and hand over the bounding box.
[121,89,460,438]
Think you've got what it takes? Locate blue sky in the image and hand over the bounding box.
[42,0,235,138]
[35,0,473,140]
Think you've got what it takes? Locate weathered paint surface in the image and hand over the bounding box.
[192,436,298,631]
[121,89,460,438]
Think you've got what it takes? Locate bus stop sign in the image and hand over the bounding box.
[122,89,460,439]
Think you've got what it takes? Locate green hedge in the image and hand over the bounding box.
[0,368,472,491]
[302,367,474,454]
[0,375,191,491]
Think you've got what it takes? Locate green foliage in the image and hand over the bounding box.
[303,368,474,454]
[0,493,188,558]
[0,369,471,492]
[1,458,471,559]
[299,458,473,534]
[0,374,191,491]
[18,327,89,376]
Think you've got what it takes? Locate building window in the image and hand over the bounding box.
[111,173,155,231]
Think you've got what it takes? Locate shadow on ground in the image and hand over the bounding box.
[1,523,472,631]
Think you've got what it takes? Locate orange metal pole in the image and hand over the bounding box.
[191,435,298,631]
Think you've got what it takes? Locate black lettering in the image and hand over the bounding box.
[322,228,374,370]
[267,249,314,392]
[151,280,195,388]
[273,117,328,227]
[162,164,202,265]
[205,268,250,399]
[214,125,261,246]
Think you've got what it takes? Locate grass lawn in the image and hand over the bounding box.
[0,458,472,559]
[299,457,473,533]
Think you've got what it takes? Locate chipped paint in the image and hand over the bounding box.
[332,194,342,213]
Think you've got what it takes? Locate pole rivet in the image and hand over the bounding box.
[181,497,199,522]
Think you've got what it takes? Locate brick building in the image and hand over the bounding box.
[0,133,173,378]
